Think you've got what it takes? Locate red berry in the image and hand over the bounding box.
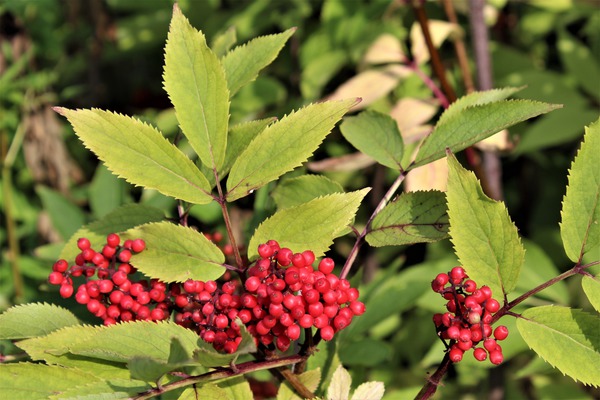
[291,253,306,268]
[48,271,65,285]
[493,325,509,341]
[245,276,260,292]
[449,347,463,362]
[77,238,91,251]
[118,250,132,263]
[434,273,449,286]
[258,244,274,259]
[112,270,128,286]
[131,239,146,253]
[485,299,500,313]
[320,325,335,341]
[53,260,69,273]
[349,301,365,316]
[447,325,460,340]
[204,280,217,293]
[450,266,466,283]
[98,279,114,293]
[299,314,314,329]
[474,347,487,361]
[463,279,477,292]
[489,349,503,365]
[106,233,120,248]
[484,338,498,352]
[318,258,335,274]
[301,250,315,266]
[59,283,74,298]
[151,308,165,321]
[276,248,293,266]
[75,290,90,304]
[286,324,301,340]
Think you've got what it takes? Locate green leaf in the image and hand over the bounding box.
[446,153,524,296]
[327,365,351,400]
[248,189,369,260]
[50,378,150,399]
[223,28,296,96]
[413,100,561,168]
[60,204,165,261]
[89,164,128,219]
[340,110,404,170]
[517,306,600,387]
[55,107,213,204]
[226,99,359,201]
[219,118,276,182]
[0,363,101,400]
[36,185,85,241]
[125,221,225,282]
[218,377,254,400]
[0,303,79,340]
[351,381,385,400]
[272,175,344,210]
[582,275,600,313]
[164,4,229,171]
[17,325,131,380]
[560,119,600,262]
[366,190,449,247]
[306,340,340,395]
[277,369,321,400]
[436,87,525,127]
[68,321,201,364]
[128,338,197,382]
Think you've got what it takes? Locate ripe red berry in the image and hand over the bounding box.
[493,325,509,341]
[118,250,132,263]
[131,239,146,253]
[276,248,293,266]
[473,347,487,361]
[53,260,69,273]
[48,271,65,285]
[349,301,366,316]
[291,253,306,268]
[318,258,335,274]
[320,325,335,341]
[286,324,301,340]
[258,244,274,259]
[301,250,315,266]
[449,347,463,362]
[245,276,260,292]
[77,238,91,251]
[106,233,120,248]
[59,283,74,298]
[489,349,503,365]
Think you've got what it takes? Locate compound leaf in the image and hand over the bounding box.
[340,110,404,170]
[60,203,165,261]
[55,107,213,204]
[0,363,101,400]
[272,175,344,209]
[0,303,79,340]
[413,100,561,168]
[517,306,600,387]
[223,28,295,96]
[164,4,229,170]
[226,99,358,201]
[446,153,524,296]
[125,221,225,283]
[560,119,600,262]
[367,190,448,247]
[248,189,369,260]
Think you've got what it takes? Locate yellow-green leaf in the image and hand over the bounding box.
[0,303,79,340]
[164,4,229,170]
[55,108,213,204]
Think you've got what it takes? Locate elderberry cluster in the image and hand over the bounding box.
[48,234,171,324]
[432,267,508,365]
[172,240,365,353]
[49,236,365,355]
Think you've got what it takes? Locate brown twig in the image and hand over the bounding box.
[442,0,475,93]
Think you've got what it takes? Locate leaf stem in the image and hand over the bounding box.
[132,354,306,399]
[340,170,407,280]
[214,172,245,270]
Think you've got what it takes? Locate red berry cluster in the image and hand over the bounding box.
[49,236,365,355]
[431,267,508,365]
[172,240,365,353]
[48,234,171,324]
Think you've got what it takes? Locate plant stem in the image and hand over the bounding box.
[492,261,599,324]
[132,354,306,399]
[442,0,475,93]
[414,353,452,400]
[412,0,457,103]
[340,170,407,280]
[214,175,245,270]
